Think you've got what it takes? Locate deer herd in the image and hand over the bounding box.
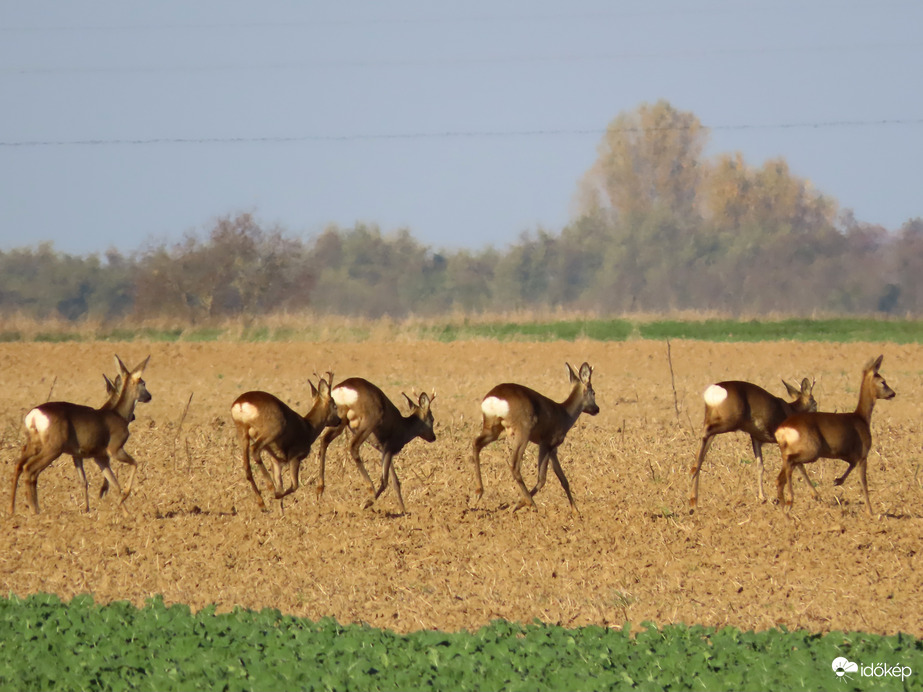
[8,352,897,519]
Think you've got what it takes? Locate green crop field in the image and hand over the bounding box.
[1,316,921,344]
[1,595,920,691]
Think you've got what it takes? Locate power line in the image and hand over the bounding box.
[1,119,921,148]
[4,42,922,76]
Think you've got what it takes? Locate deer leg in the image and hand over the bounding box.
[834,461,857,486]
[776,458,789,507]
[21,448,64,515]
[857,457,873,517]
[93,456,129,517]
[530,444,551,498]
[111,448,138,497]
[689,433,714,508]
[239,429,265,509]
[472,420,502,503]
[9,446,36,516]
[278,455,307,500]
[369,452,404,514]
[316,421,347,499]
[508,435,534,511]
[388,460,404,515]
[261,448,287,497]
[250,443,277,494]
[784,461,797,511]
[72,456,90,512]
[797,464,820,500]
[348,428,377,497]
[549,448,580,516]
[751,438,767,502]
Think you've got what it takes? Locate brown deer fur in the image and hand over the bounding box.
[317,378,436,514]
[231,373,340,510]
[472,362,599,514]
[10,355,151,516]
[689,378,817,508]
[775,355,895,516]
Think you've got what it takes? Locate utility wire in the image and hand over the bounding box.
[1,119,921,148]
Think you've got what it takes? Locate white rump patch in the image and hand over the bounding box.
[332,387,359,408]
[24,408,51,434]
[703,384,728,408]
[481,396,510,419]
[231,401,259,424]
[775,426,800,446]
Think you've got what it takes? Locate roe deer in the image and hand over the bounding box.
[10,355,151,516]
[472,362,599,514]
[231,372,340,509]
[316,378,436,514]
[688,378,818,508]
[71,371,150,512]
[775,355,895,516]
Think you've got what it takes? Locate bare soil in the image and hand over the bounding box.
[0,340,921,635]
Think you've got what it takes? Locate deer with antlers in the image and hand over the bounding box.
[775,355,895,516]
[316,378,436,514]
[231,372,341,510]
[10,355,151,516]
[472,362,599,514]
[689,378,818,508]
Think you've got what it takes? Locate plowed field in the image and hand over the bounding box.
[1,340,921,635]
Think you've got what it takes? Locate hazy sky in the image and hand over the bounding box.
[2,1,921,256]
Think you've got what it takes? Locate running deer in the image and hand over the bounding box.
[472,362,599,514]
[231,372,341,509]
[71,371,150,511]
[316,378,436,514]
[689,378,818,508]
[775,355,895,516]
[10,355,152,516]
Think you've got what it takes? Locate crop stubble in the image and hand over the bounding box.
[0,340,921,636]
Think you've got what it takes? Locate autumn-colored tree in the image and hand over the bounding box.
[576,100,707,223]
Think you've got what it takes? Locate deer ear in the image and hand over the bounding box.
[402,392,416,410]
[318,378,331,396]
[103,374,116,394]
[308,380,318,397]
[115,355,129,376]
[132,355,151,376]
[800,377,813,394]
[418,392,431,409]
[863,355,884,372]
[566,363,579,383]
[579,362,593,383]
[782,379,800,398]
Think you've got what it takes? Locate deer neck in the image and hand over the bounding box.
[303,400,326,433]
[109,387,138,422]
[559,386,586,431]
[854,373,877,424]
[394,413,422,447]
[304,401,327,442]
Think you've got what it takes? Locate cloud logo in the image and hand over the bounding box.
[832,657,859,677]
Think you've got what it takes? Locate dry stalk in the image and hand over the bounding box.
[172,392,194,467]
[665,339,680,419]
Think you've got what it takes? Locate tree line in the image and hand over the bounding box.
[2,101,922,322]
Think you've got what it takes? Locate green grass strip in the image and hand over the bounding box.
[3,317,923,343]
[0,594,920,691]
